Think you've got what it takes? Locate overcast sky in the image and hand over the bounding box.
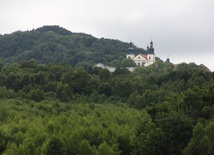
[0,0,213,70]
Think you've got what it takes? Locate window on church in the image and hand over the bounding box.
[138,57,140,59]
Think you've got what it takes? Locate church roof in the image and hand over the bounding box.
[140,54,148,60]
[132,54,148,60]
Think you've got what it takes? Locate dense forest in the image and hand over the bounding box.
[0,26,214,154]
[0,60,213,154]
[0,25,143,68]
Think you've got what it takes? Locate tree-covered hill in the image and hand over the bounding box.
[1,26,214,154]
[0,25,145,67]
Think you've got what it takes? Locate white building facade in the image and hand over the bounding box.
[126,41,156,67]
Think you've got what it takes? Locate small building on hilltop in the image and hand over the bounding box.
[126,41,156,66]
[94,63,135,72]
[94,63,116,72]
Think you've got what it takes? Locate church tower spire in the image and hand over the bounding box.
[147,40,154,54]
[150,40,153,48]
[128,42,134,54]
[126,42,135,59]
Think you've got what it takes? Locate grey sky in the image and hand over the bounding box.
[0,0,214,70]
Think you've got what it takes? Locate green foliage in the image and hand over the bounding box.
[36,25,72,35]
[78,139,95,155]
[0,99,147,154]
[0,131,6,154]
[45,136,65,155]
[0,26,139,67]
[183,122,214,155]
[0,57,212,154]
[97,141,120,155]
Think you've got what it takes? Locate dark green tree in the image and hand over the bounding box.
[45,136,65,155]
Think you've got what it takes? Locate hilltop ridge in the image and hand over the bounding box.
[0,25,147,67]
[35,25,73,35]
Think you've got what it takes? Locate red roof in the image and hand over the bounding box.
[138,54,148,60]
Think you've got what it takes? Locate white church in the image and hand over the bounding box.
[126,41,156,66]
[94,41,157,72]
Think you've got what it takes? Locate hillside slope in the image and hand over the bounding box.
[0,25,146,67]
